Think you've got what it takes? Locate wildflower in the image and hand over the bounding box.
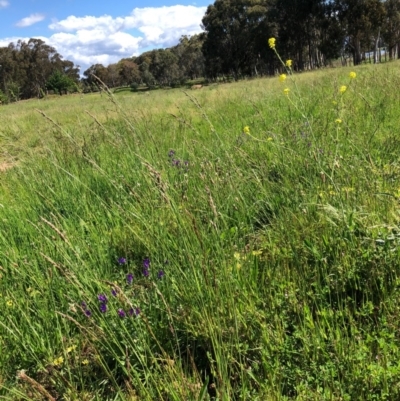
[6,300,13,307]
[339,85,347,94]
[82,359,89,365]
[99,303,107,313]
[268,38,276,49]
[126,273,134,284]
[53,356,64,366]
[117,309,126,318]
[279,73,287,82]
[134,307,141,316]
[233,252,241,261]
[349,71,356,79]
[283,88,290,95]
[66,345,77,353]
[143,258,150,277]
[158,270,165,279]
[243,126,250,134]
[267,137,273,141]
[111,288,118,297]
[252,250,263,256]
[118,257,126,265]
[335,119,342,124]
[81,301,87,308]
[84,309,92,317]
[286,59,292,68]
[168,149,175,158]
[97,294,108,303]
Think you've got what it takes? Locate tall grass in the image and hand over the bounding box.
[1,61,400,400]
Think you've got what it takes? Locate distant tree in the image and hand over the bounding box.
[117,59,141,86]
[0,38,79,101]
[202,0,270,80]
[46,70,75,95]
[382,0,400,59]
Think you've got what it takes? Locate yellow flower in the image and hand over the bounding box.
[283,88,290,95]
[267,137,273,141]
[349,71,356,79]
[82,359,89,366]
[339,85,347,94]
[279,73,287,82]
[285,59,292,68]
[233,252,241,261]
[243,126,250,134]
[66,345,77,353]
[252,250,262,256]
[53,356,64,366]
[268,38,276,49]
[6,300,13,307]
[335,119,342,124]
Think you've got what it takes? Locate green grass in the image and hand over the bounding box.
[1,61,400,400]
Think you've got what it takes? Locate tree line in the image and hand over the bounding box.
[0,0,399,102]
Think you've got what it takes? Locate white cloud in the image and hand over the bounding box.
[0,1,9,9]
[2,5,206,73]
[16,13,45,27]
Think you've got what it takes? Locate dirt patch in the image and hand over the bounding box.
[0,162,15,172]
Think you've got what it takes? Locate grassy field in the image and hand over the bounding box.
[1,60,400,400]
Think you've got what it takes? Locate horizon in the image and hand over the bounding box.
[0,0,209,73]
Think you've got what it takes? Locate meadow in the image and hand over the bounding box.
[1,59,400,400]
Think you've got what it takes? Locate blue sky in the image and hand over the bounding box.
[0,0,209,72]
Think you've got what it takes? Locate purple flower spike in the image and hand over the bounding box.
[117,309,126,318]
[168,149,175,158]
[128,308,134,316]
[127,273,134,284]
[97,294,108,303]
[81,301,87,308]
[158,270,165,279]
[111,288,118,297]
[134,307,141,316]
[118,257,127,265]
[84,309,92,317]
[143,268,149,278]
[99,303,107,313]
[143,258,150,269]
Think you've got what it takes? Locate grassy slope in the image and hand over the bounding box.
[1,62,400,400]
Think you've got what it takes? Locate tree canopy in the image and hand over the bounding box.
[1,0,399,101]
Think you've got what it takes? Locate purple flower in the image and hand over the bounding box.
[129,307,140,316]
[99,303,107,313]
[158,270,165,279]
[81,301,87,308]
[84,309,92,317]
[118,257,127,265]
[117,309,126,318]
[143,258,150,269]
[126,273,134,284]
[97,294,108,303]
[143,268,149,278]
[111,288,118,297]
[172,159,180,166]
[168,149,175,158]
